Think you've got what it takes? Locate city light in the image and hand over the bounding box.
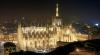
[0,0,99,55]
[95,23,99,26]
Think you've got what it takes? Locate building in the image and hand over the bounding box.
[16,0,89,53]
[0,0,90,54]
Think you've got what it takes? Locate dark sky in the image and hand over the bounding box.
[0,0,100,24]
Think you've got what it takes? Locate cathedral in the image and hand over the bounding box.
[0,0,90,54]
[17,0,88,53]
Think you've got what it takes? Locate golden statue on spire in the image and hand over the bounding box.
[56,2,59,17]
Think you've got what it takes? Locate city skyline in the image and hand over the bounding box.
[0,0,100,55]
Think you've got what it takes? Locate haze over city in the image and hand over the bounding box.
[0,0,99,24]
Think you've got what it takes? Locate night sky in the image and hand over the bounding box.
[0,0,100,24]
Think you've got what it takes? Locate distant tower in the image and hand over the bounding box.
[52,0,62,26]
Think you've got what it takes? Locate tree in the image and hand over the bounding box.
[4,42,16,55]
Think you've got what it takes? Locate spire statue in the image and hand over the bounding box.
[56,3,59,17]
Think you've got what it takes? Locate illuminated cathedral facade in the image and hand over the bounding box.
[17,1,88,53]
[0,0,90,54]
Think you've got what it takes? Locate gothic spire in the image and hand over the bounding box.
[56,0,59,17]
